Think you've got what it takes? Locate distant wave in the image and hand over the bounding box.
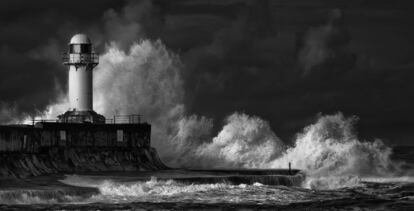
[362,176,414,184]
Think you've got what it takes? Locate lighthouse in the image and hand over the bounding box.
[65,34,96,111]
[58,34,105,123]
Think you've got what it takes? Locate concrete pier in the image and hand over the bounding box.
[0,122,167,178]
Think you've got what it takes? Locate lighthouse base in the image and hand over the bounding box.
[57,110,105,124]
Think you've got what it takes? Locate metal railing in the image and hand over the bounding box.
[62,52,99,66]
[29,114,143,125]
[30,119,58,125]
[105,115,143,124]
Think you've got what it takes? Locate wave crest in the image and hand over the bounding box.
[271,113,399,177]
[197,113,285,168]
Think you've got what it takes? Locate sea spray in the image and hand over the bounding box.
[167,113,285,168]
[164,112,405,190]
[269,113,402,189]
[166,112,401,184]
[167,115,214,167]
[94,40,185,154]
[197,113,285,168]
[271,114,396,176]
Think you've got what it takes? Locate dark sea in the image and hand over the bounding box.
[0,146,413,211]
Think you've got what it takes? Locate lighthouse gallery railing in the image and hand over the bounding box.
[30,114,143,125]
[62,53,99,65]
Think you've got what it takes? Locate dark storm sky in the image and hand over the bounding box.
[1,0,414,145]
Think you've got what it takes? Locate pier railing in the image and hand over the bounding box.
[30,119,57,125]
[105,115,142,124]
[29,114,143,125]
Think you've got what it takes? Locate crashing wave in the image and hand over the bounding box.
[270,113,398,177]
[269,113,404,189]
[166,112,406,190]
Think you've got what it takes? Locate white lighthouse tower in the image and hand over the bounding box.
[58,34,105,123]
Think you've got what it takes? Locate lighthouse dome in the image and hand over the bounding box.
[70,34,91,44]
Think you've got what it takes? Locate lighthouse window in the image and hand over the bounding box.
[60,130,66,141]
[69,44,92,54]
[117,130,124,142]
[23,135,27,149]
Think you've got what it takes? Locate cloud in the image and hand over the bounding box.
[0,102,21,124]
[100,0,163,51]
[298,9,355,75]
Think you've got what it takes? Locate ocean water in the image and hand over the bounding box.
[0,147,413,211]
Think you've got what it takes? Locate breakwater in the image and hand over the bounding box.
[0,122,167,178]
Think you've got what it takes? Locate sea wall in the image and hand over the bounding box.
[0,123,167,178]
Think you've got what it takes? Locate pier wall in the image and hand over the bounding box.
[0,123,151,152]
[0,123,167,178]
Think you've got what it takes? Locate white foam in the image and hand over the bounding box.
[304,175,363,190]
[57,175,314,204]
[253,182,264,187]
[362,176,414,184]
[60,175,231,197]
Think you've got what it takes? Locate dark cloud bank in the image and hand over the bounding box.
[1,0,414,145]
